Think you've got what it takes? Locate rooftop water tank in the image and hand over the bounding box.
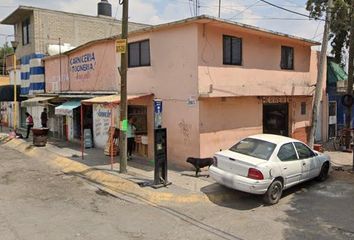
[98,0,112,17]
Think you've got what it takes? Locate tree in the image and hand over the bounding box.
[307,0,353,130]
[0,43,14,75]
[307,0,352,65]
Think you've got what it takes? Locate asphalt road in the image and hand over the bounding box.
[1,145,354,240]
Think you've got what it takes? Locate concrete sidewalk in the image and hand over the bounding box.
[0,130,229,204]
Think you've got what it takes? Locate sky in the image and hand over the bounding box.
[0,0,325,47]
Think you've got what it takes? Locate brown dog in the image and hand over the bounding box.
[186,157,214,177]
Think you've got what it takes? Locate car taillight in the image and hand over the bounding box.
[247,168,264,180]
[213,157,218,167]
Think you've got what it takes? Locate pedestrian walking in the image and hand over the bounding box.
[25,112,34,139]
[41,108,48,128]
[127,117,136,160]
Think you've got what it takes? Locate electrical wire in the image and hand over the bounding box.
[259,0,325,21]
[228,0,261,20]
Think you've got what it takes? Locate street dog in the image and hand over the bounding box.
[186,157,214,177]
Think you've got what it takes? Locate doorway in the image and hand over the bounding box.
[263,103,289,136]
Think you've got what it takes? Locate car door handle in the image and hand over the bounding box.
[283,167,287,170]
[303,162,306,166]
[229,157,235,161]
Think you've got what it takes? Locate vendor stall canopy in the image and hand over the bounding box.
[55,100,81,117]
[81,94,153,105]
[21,96,56,107]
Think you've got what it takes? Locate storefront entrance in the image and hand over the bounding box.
[263,103,289,136]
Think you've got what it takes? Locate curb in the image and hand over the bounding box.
[2,138,237,205]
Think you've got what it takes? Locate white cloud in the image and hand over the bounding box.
[0,0,324,46]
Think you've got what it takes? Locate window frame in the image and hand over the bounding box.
[223,35,242,66]
[277,143,299,162]
[22,17,30,46]
[301,102,306,115]
[293,142,316,159]
[281,46,294,70]
[128,39,151,68]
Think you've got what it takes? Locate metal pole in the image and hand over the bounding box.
[348,1,354,170]
[110,106,114,170]
[81,104,84,160]
[119,0,129,173]
[13,53,17,130]
[2,36,7,75]
[308,0,333,148]
[59,38,62,92]
[218,0,221,18]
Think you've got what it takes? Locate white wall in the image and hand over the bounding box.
[93,104,119,149]
[9,70,21,85]
[27,106,44,128]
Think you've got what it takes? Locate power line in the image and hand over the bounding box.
[228,0,261,20]
[259,0,325,21]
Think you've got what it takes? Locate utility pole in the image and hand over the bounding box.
[348,1,354,171]
[308,0,333,148]
[119,0,129,173]
[195,0,199,16]
[346,3,354,142]
[218,0,221,18]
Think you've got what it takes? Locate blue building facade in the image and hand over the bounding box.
[326,59,350,137]
[20,53,45,96]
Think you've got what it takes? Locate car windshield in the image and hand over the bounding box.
[229,138,276,160]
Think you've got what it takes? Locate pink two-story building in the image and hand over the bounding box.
[44,15,328,168]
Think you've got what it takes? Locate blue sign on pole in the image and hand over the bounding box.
[154,99,162,128]
[154,99,162,114]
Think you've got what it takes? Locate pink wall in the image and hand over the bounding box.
[45,55,69,93]
[199,97,262,157]
[197,23,317,97]
[45,40,119,92]
[128,24,201,167]
[199,96,317,158]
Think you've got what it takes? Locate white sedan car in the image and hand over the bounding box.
[209,134,330,204]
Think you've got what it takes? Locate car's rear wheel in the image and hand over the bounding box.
[317,162,329,182]
[263,179,283,205]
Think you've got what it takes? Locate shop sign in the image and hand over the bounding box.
[187,96,197,106]
[116,39,127,53]
[69,52,96,73]
[262,96,288,104]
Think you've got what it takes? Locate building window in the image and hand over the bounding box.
[223,35,242,65]
[281,46,294,70]
[22,18,30,45]
[128,40,150,67]
[301,102,306,115]
[329,101,336,117]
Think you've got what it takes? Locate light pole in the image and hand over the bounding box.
[10,40,18,131]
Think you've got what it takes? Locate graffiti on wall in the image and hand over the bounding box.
[94,105,112,137]
[178,119,192,144]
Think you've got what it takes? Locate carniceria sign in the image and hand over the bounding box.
[70,52,96,73]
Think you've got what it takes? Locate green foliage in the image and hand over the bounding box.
[306,0,352,65]
[0,43,14,75]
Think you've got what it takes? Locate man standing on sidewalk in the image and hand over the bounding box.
[41,108,48,128]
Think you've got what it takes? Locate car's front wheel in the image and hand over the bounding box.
[263,179,283,205]
[316,162,329,182]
